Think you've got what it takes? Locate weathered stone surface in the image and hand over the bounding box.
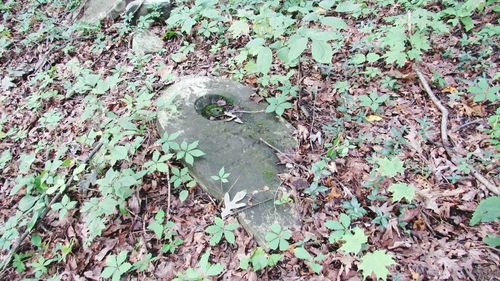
[157,77,298,248]
[80,0,130,22]
[132,30,164,54]
[125,0,172,23]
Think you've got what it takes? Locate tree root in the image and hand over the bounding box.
[415,67,499,195]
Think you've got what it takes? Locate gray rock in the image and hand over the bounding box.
[132,30,164,54]
[80,0,131,22]
[157,77,298,248]
[125,0,172,23]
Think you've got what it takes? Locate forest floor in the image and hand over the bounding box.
[0,0,499,280]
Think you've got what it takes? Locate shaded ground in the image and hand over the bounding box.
[0,0,499,280]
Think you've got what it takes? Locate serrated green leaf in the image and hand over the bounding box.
[339,227,367,255]
[376,157,405,177]
[358,250,396,281]
[388,182,416,203]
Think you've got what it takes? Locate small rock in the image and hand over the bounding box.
[132,30,164,54]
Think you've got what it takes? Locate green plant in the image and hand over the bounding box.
[325,213,351,243]
[325,135,355,159]
[239,247,282,272]
[51,195,77,220]
[358,91,389,112]
[264,224,291,251]
[176,140,205,165]
[210,166,230,184]
[148,209,167,239]
[174,250,224,281]
[442,0,484,32]
[205,217,239,246]
[100,251,132,281]
[55,240,74,262]
[265,94,292,117]
[170,167,196,201]
[374,9,448,67]
[343,197,368,219]
[31,256,56,278]
[468,78,499,103]
[294,246,324,274]
[144,150,172,174]
[132,253,155,272]
[12,253,31,273]
[274,192,293,206]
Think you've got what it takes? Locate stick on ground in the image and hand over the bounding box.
[415,67,499,195]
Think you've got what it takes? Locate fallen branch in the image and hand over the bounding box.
[415,67,499,195]
[0,142,103,274]
[259,138,308,171]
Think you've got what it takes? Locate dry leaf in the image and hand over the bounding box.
[366,115,383,122]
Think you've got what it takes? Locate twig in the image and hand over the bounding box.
[166,167,172,220]
[452,119,484,132]
[0,142,103,274]
[309,87,318,149]
[230,110,264,114]
[259,138,308,171]
[231,198,274,215]
[415,67,499,195]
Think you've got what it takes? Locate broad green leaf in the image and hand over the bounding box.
[179,190,189,202]
[366,53,380,63]
[294,247,312,260]
[483,234,500,247]
[19,153,36,173]
[335,1,361,13]
[100,267,114,278]
[311,40,333,64]
[320,17,347,29]
[287,36,308,62]
[351,53,366,65]
[470,196,500,226]
[257,46,273,74]
[250,248,268,271]
[358,250,396,281]
[18,195,39,212]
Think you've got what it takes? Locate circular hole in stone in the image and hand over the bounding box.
[194,94,234,120]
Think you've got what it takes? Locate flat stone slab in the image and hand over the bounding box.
[157,77,298,248]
